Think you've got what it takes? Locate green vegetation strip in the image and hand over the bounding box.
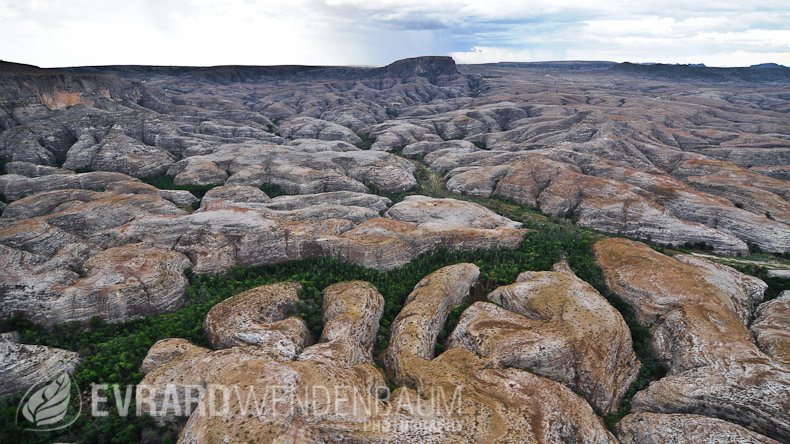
[143,174,288,202]
[142,174,217,199]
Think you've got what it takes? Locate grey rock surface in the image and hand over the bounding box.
[0,332,81,397]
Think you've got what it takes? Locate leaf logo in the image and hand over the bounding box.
[17,372,81,431]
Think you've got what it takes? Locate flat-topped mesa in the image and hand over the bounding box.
[371,56,460,84]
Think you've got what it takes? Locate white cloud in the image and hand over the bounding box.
[450,46,560,64]
[0,0,788,67]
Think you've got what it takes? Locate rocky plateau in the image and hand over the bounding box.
[0,56,789,443]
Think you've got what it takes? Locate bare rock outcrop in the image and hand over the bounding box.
[172,159,229,186]
[98,196,526,273]
[673,253,767,325]
[0,188,103,222]
[63,129,175,178]
[279,117,362,144]
[402,139,477,158]
[4,161,74,177]
[0,171,137,201]
[444,154,751,255]
[0,241,191,326]
[751,291,790,364]
[197,189,389,225]
[95,208,292,273]
[4,58,790,265]
[103,180,198,208]
[263,191,391,213]
[138,280,388,435]
[449,262,639,414]
[284,138,360,152]
[140,271,617,443]
[385,195,523,229]
[0,189,194,327]
[203,282,311,358]
[594,238,790,441]
[0,332,81,397]
[198,185,270,209]
[297,281,384,365]
[368,121,443,152]
[383,263,480,387]
[326,216,526,270]
[617,412,781,444]
[140,338,206,375]
[168,143,416,194]
[0,192,184,257]
[376,264,616,443]
[0,181,195,224]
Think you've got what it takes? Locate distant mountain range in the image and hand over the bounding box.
[469,60,790,82]
[609,62,790,82]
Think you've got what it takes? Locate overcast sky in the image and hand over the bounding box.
[1,0,789,68]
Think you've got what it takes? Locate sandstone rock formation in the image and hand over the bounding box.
[0,332,81,397]
[95,195,524,274]
[0,242,191,327]
[617,412,781,444]
[449,262,640,414]
[0,180,195,225]
[0,171,138,201]
[385,195,523,229]
[3,58,789,254]
[673,253,767,325]
[279,116,362,144]
[751,291,790,365]
[140,269,617,443]
[140,338,205,375]
[262,191,391,213]
[440,151,779,255]
[297,280,384,366]
[0,185,195,326]
[2,58,790,442]
[2,56,789,334]
[594,238,789,442]
[198,189,383,225]
[65,128,176,178]
[203,282,311,358]
[138,280,389,435]
[167,142,417,194]
[0,176,523,325]
[4,161,74,177]
[198,185,270,209]
[383,263,480,387]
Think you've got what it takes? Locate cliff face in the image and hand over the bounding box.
[56,56,461,85]
[0,62,169,131]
